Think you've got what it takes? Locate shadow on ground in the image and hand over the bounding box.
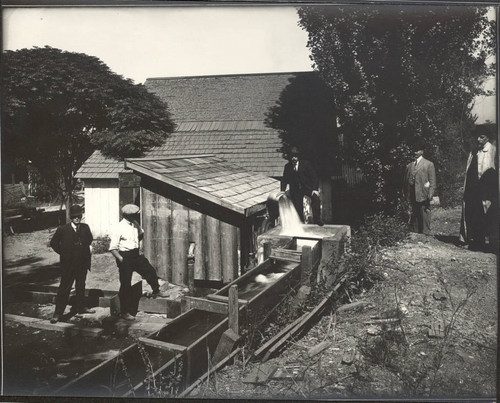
[434,234,460,246]
[4,262,61,287]
[3,256,47,268]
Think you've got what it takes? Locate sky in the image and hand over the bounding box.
[2,5,496,123]
[3,6,313,83]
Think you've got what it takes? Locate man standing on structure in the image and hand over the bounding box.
[459,133,497,251]
[404,143,436,235]
[281,146,324,225]
[109,204,168,321]
[50,205,95,323]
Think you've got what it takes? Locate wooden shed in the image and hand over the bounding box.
[125,155,280,286]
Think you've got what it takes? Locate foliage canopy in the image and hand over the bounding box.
[265,73,339,175]
[297,5,496,210]
[2,46,175,208]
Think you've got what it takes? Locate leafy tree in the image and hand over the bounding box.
[265,73,339,175]
[2,46,175,215]
[298,5,496,211]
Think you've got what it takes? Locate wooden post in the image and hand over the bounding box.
[187,242,196,294]
[228,285,239,336]
[301,245,313,286]
[263,241,272,261]
[320,178,332,224]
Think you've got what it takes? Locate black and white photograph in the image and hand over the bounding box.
[1,1,498,400]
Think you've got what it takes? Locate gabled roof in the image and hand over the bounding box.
[75,151,127,179]
[125,155,280,217]
[77,72,316,180]
[145,72,312,122]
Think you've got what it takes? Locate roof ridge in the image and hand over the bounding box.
[145,71,315,81]
[126,154,215,162]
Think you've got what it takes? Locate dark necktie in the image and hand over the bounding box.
[75,225,82,246]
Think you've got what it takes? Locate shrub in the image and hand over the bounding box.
[92,236,110,254]
[357,213,408,248]
[344,213,408,293]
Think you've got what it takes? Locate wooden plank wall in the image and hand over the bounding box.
[84,179,119,238]
[142,188,240,285]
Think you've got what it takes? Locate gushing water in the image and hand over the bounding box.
[278,194,306,236]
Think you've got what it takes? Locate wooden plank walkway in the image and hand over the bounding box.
[5,314,103,337]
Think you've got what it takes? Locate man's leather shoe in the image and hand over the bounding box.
[120,313,136,321]
[78,308,96,314]
[50,315,60,324]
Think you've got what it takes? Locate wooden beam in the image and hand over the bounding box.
[253,312,306,359]
[262,270,350,354]
[187,242,196,293]
[4,314,103,337]
[138,337,186,352]
[181,296,228,315]
[336,300,370,313]
[245,201,267,217]
[211,328,240,366]
[228,285,239,335]
[138,297,171,314]
[263,242,272,261]
[206,294,248,305]
[261,291,334,362]
[301,245,313,285]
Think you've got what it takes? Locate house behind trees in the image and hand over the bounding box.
[77,72,354,237]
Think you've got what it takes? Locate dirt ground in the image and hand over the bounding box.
[188,207,498,400]
[2,206,497,399]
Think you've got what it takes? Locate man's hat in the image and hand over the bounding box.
[290,146,300,156]
[122,204,140,215]
[69,205,83,218]
[411,139,426,152]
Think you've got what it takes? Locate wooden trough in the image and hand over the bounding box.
[56,257,302,398]
[56,225,349,398]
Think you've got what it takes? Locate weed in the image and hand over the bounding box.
[315,213,409,302]
[113,352,135,397]
[356,268,478,398]
[92,236,110,254]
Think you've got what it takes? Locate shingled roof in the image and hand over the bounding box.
[125,155,280,217]
[145,72,310,122]
[76,72,315,180]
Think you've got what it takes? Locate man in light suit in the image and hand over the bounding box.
[281,146,324,225]
[459,133,497,250]
[404,144,436,235]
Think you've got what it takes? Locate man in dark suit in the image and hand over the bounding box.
[281,147,323,225]
[459,133,498,250]
[404,144,436,235]
[49,205,94,323]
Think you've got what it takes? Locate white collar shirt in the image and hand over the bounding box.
[477,141,496,179]
[71,222,79,232]
[109,218,142,252]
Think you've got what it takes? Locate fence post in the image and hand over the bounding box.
[228,285,239,335]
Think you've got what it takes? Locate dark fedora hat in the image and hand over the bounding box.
[69,205,83,218]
